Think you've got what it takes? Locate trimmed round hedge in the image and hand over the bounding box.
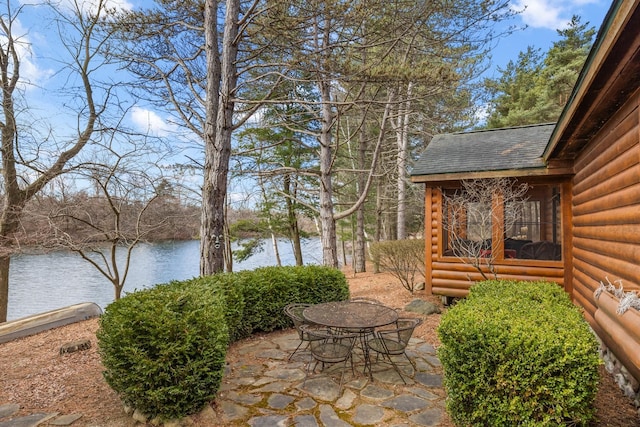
[437,280,600,426]
[97,281,229,420]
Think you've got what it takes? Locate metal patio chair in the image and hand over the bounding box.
[367,317,422,384]
[283,303,326,361]
[300,324,358,390]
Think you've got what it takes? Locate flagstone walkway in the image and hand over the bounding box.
[214,328,449,426]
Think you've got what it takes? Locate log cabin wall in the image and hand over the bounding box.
[571,88,640,381]
[572,89,640,320]
[425,186,565,298]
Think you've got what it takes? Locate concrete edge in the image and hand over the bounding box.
[0,302,102,344]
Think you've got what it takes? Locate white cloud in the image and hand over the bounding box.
[130,106,178,137]
[11,0,133,89]
[511,0,607,30]
[0,18,55,90]
[572,0,599,5]
[47,0,133,15]
[512,0,602,30]
[512,0,568,30]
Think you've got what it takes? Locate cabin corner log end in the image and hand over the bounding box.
[593,291,640,384]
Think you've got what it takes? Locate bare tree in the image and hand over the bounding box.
[442,178,529,280]
[0,0,117,322]
[45,143,175,300]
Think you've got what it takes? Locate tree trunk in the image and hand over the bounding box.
[0,185,27,322]
[373,177,383,273]
[354,111,367,273]
[201,0,238,275]
[396,83,412,240]
[284,174,303,265]
[223,216,233,272]
[270,231,282,266]
[114,278,123,300]
[0,255,10,322]
[318,78,339,268]
[200,0,220,275]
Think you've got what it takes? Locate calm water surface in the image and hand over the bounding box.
[8,238,322,321]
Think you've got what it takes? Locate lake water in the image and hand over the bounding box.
[7,238,323,321]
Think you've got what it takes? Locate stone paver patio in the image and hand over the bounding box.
[215,328,448,426]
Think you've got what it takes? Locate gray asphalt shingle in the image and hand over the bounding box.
[411,123,555,178]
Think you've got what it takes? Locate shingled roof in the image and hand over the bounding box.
[411,123,555,182]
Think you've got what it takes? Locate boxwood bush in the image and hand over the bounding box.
[97,265,349,420]
[437,280,600,426]
[236,265,350,335]
[97,281,229,420]
[178,265,350,341]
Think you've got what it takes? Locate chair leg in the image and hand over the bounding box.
[402,351,417,370]
[379,351,408,385]
[338,355,354,391]
[288,340,307,361]
[303,353,320,388]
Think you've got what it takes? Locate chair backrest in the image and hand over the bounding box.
[349,296,383,305]
[301,325,357,361]
[380,317,422,348]
[283,303,311,335]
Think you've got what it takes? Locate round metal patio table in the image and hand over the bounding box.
[303,301,398,379]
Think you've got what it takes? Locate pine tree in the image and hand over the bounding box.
[484,16,596,128]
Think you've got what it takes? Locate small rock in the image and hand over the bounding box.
[195,404,219,424]
[0,412,58,426]
[132,409,150,423]
[335,389,357,410]
[404,299,440,315]
[59,339,91,355]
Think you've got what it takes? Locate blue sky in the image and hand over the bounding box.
[2,0,612,207]
[486,0,610,78]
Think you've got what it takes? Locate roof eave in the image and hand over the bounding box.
[410,165,573,184]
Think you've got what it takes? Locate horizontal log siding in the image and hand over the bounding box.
[425,187,435,294]
[431,261,563,297]
[571,91,640,381]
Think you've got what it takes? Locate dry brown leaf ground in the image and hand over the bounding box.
[0,267,638,426]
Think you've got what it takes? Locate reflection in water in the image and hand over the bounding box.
[8,238,322,321]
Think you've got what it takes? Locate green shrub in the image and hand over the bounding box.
[369,239,425,293]
[182,273,249,342]
[182,265,349,341]
[233,265,350,336]
[291,264,351,303]
[97,265,349,420]
[437,280,600,426]
[97,281,229,420]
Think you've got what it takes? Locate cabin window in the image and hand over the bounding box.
[504,186,562,260]
[442,187,493,258]
[442,182,562,261]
